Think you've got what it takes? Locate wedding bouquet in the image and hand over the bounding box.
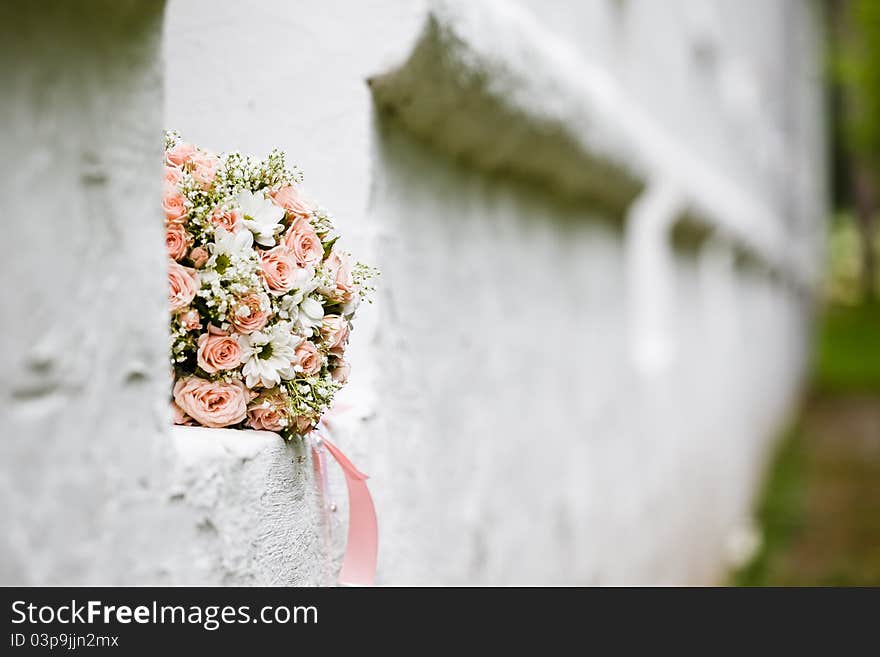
[164,131,376,438]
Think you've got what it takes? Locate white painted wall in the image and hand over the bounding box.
[0,1,171,584]
[0,1,329,586]
[165,0,824,585]
[368,123,810,584]
[0,0,824,585]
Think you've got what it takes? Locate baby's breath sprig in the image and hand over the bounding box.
[310,208,336,237]
[353,262,379,302]
[164,129,181,151]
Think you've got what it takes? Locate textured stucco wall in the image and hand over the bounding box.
[164,0,824,585]
[0,1,171,584]
[163,0,430,584]
[0,0,330,586]
[369,123,810,584]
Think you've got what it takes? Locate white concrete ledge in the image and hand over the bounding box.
[161,427,332,585]
[368,0,811,287]
[368,1,646,218]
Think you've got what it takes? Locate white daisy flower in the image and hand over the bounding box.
[238,323,301,388]
[280,294,324,335]
[342,294,361,318]
[277,267,314,307]
[296,296,325,334]
[278,267,324,333]
[212,226,253,259]
[237,189,285,246]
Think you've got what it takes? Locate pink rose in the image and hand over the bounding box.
[321,314,350,357]
[330,358,351,384]
[178,308,201,331]
[283,218,323,268]
[171,401,195,426]
[163,190,188,224]
[172,376,248,428]
[322,248,354,303]
[166,223,190,261]
[197,325,242,373]
[164,166,182,185]
[168,261,199,311]
[209,206,242,233]
[271,186,312,219]
[260,245,298,296]
[191,152,219,189]
[292,414,317,435]
[189,246,210,269]
[166,142,196,167]
[292,340,322,376]
[246,389,291,432]
[230,294,270,334]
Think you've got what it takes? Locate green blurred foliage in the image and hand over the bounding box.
[824,213,880,305]
[732,0,880,589]
[834,0,880,166]
[819,217,880,391]
[731,423,806,586]
[814,301,880,393]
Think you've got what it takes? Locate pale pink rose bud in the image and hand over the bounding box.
[191,152,220,189]
[292,414,316,436]
[283,217,323,268]
[168,260,199,311]
[172,376,248,428]
[178,309,201,331]
[271,186,312,219]
[196,325,242,374]
[163,190,188,224]
[166,223,190,261]
[209,206,242,233]
[166,142,196,167]
[292,340,322,376]
[322,248,354,303]
[164,166,183,185]
[171,401,195,426]
[229,294,270,334]
[321,314,350,357]
[331,358,351,384]
[246,389,290,433]
[189,246,210,269]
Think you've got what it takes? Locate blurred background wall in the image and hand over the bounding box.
[0,0,829,584]
[164,0,827,584]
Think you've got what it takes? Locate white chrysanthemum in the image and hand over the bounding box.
[342,294,361,318]
[238,323,301,388]
[211,226,253,258]
[285,266,317,305]
[278,266,324,334]
[237,189,285,246]
[281,295,324,334]
[296,297,325,333]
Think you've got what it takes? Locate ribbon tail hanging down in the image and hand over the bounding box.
[312,433,378,586]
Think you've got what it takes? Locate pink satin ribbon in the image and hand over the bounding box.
[311,422,377,586]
